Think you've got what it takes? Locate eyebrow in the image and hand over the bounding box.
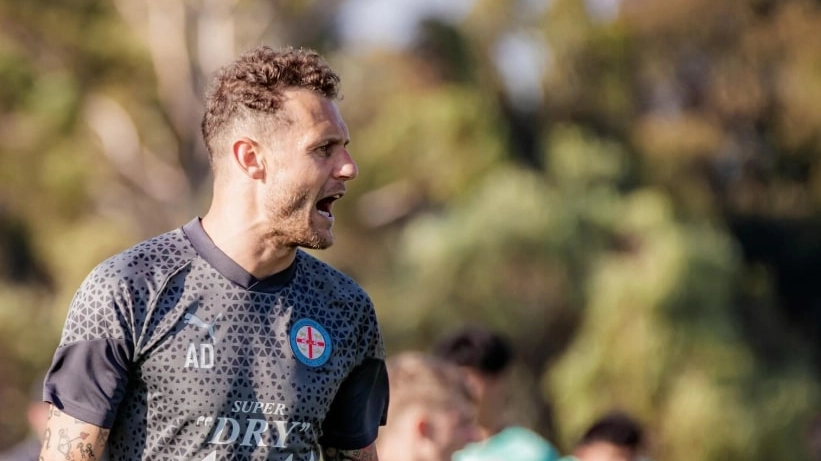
[320,134,350,146]
[307,136,349,153]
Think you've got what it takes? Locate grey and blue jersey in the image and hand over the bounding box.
[44,218,388,461]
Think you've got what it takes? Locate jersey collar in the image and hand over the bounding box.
[182,217,297,292]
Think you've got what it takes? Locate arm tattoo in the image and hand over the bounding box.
[94,429,109,448]
[42,406,108,461]
[322,447,379,461]
[51,421,105,461]
[76,441,98,460]
[57,429,90,460]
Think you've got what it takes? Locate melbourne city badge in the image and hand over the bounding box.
[289,318,332,367]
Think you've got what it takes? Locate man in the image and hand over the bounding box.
[561,411,646,461]
[432,324,560,461]
[39,46,388,461]
[375,352,479,461]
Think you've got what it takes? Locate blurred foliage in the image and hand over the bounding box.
[1,0,820,459]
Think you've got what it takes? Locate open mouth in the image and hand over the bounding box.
[316,194,342,218]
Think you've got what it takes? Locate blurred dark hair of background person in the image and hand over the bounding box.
[431,322,514,438]
[565,411,646,461]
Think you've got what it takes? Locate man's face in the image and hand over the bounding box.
[259,88,357,249]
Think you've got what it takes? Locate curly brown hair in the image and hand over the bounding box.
[201,45,341,161]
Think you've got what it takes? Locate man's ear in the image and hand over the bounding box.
[232,137,265,179]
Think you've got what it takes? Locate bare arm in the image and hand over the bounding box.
[322,443,379,461]
[39,404,109,461]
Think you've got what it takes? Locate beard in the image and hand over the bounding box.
[268,187,334,250]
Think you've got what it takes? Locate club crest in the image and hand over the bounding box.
[289,318,332,367]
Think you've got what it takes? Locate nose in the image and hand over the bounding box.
[336,148,358,181]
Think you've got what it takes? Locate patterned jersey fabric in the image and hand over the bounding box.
[44,218,388,461]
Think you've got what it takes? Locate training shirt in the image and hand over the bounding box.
[43,218,389,461]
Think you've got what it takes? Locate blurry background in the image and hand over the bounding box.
[1,0,820,459]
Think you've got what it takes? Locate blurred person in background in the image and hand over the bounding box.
[376,351,479,461]
[432,324,561,461]
[560,411,646,461]
[38,45,388,461]
[0,376,49,461]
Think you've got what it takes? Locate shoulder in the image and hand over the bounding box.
[73,226,197,305]
[87,226,196,287]
[295,250,370,301]
[64,226,198,342]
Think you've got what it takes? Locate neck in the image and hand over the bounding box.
[201,207,297,280]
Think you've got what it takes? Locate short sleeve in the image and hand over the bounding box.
[43,338,132,428]
[319,357,389,450]
[43,265,135,429]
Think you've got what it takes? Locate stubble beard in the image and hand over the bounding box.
[268,188,334,250]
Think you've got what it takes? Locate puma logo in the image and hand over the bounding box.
[184,312,223,343]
